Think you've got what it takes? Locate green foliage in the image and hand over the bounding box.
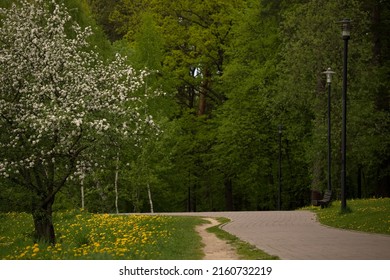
[0,0,12,8]
[0,182,31,212]
[133,13,163,70]
[213,0,281,210]
[1,0,388,214]
[63,0,113,59]
[87,0,121,41]
[82,0,388,212]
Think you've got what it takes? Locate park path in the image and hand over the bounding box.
[195,218,238,260]
[154,211,390,260]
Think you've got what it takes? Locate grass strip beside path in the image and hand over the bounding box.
[304,197,390,235]
[206,217,279,260]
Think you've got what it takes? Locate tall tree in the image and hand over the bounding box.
[212,0,286,210]
[133,13,163,71]
[0,0,155,243]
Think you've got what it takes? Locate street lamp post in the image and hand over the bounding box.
[278,125,283,210]
[323,68,335,192]
[340,18,351,211]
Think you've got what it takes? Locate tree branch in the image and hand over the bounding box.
[41,144,89,208]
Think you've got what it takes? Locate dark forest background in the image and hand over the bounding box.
[1,0,389,213]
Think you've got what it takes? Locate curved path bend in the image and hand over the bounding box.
[153,211,390,260]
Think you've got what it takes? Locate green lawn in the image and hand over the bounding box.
[1,210,279,260]
[0,210,204,260]
[2,198,388,260]
[305,197,390,235]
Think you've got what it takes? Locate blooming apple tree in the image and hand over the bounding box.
[0,0,157,243]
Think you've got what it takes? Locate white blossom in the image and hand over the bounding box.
[0,0,161,181]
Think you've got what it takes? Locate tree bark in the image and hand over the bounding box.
[114,154,119,214]
[81,175,85,209]
[147,183,154,213]
[198,90,207,116]
[32,197,56,245]
[27,165,57,245]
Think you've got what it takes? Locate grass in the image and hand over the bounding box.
[304,197,390,235]
[206,217,279,260]
[4,198,386,260]
[0,210,204,260]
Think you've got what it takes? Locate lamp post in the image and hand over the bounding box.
[278,125,283,210]
[339,18,351,211]
[323,68,335,192]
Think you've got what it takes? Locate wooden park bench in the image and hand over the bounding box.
[317,190,332,208]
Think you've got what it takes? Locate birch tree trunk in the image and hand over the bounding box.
[114,154,119,214]
[147,183,154,213]
[81,176,85,210]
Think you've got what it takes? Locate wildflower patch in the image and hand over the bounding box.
[0,210,203,260]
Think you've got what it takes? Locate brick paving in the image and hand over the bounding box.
[154,211,390,260]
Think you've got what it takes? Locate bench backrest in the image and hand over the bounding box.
[323,191,332,201]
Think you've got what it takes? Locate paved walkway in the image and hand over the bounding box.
[154,211,390,260]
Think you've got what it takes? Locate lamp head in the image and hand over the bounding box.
[278,125,283,134]
[323,68,335,84]
[339,18,351,39]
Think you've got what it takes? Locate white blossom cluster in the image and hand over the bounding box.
[0,0,159,180]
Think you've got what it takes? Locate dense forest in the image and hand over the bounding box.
[1,0,389,217]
